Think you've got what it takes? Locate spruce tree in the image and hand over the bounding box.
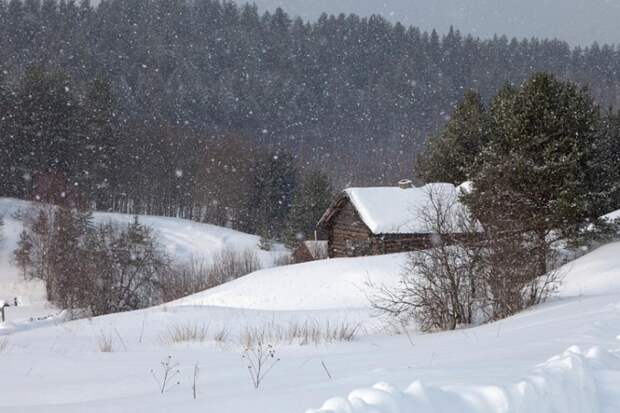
[285,170,333,246]
[246,151,298,240]
[15,229,33,278]
[416,90,487,184]
[465,73,605,269]
[13,67,80,202]
[80,75,120,209]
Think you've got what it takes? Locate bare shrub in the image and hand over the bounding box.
[97,332,114,352]
[16,208,168,316]
[242,342,280,389]
[151,355,180,394]
[159,259,211,303]
[207,247,261,286]
[163,323,209,344]
[370,186,562,332]
[370,186,482,331]
[161,248,262,302]
[479,231,562,321]
[84,219,169,316]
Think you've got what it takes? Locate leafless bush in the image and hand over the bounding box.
[159,259,211,303]
[162,323,209,344]
[370,186,562,332]
[479,231,562,321]
[370,187,482,331]
[96,332,114,352]
[161,248,262,302]
[242,342,280,389]
[15,208,168,316]
[207,247,261,286]
[151,355,180,394]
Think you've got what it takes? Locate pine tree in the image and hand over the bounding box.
[13,67,80,203]
[80,75,121,209]
[29,208,54,282]
[246,151,298,240]
[285,170,333,246]
[465,73,605,270]
[0,73,15,196]
[14,229,32,278]
[416,90,487,184]
[591,110,620,214]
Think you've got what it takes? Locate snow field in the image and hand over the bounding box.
[2,197,620,412]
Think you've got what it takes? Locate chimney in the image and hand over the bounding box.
[398,179,414,189]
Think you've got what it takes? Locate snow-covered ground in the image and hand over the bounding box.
[171,253,403,310]
[1,198,620,412]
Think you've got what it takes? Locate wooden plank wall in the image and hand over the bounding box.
[327,201,373,257]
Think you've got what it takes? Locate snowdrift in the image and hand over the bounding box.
[172,239,620,312]
[307,345,620,413]
[303,243,620,413]
[171,253,405,310]
[559,242,620,298]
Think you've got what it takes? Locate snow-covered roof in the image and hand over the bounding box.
[321,182,469,235]
[601,208,620,222]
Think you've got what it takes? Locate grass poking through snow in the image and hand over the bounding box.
[162,323,209,344]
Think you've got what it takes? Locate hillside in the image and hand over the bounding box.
[0,198,286,312]
[171,253,403,310]
[1,223,620,411]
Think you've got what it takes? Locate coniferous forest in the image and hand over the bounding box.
[1,0,620,239]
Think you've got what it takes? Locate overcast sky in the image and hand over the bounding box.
[247,0,620,46]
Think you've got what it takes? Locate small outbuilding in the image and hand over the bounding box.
[292,241,329,263]
[316,180,469,258]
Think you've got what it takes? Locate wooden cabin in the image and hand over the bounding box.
[316,180,468,258]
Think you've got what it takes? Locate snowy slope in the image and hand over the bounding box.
[0,199,48,305]
[0,197,286,313]
[1,239,620,412]
[171,253,404,310]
